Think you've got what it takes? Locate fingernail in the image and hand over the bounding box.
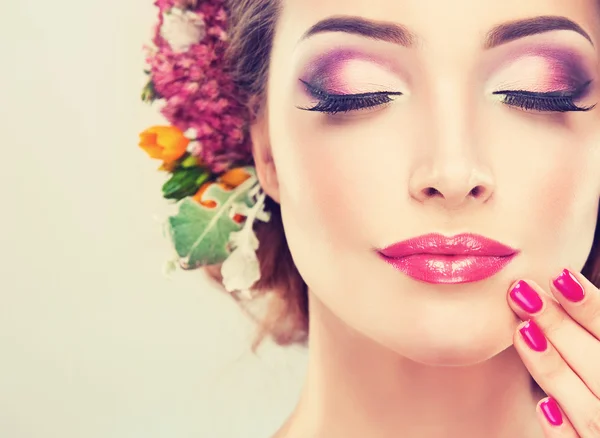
[519,320,547,352]
[510,280,543,313]
[540,397,563,426]
[553,269,585,302]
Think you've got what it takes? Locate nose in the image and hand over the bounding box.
[408,105,495,208]
[409,158,495,209]
[408,76,497,209]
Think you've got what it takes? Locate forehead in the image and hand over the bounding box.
[278,0,600,49]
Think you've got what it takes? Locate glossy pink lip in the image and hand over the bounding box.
[377,233,519,284]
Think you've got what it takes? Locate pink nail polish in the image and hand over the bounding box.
[519,320,547,352]
[510,280,543,313]
[553,269,585,302]
[540,397,563,426]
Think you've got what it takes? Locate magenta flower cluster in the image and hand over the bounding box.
[146,0,253,174]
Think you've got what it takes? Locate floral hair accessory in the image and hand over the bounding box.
[139,0,270,296]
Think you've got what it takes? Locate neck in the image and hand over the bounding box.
[274,294,545,438]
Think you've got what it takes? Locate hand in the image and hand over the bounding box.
[507,268,600,437]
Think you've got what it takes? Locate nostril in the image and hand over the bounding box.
[424,187,441,197]
[470,186,485,197]
[422,185,487,200]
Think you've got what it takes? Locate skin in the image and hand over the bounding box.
[249,0,600,436]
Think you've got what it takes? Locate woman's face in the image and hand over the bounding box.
[256,0,600,365]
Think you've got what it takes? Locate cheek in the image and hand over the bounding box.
[540,152,598,268]
[530,148,579,228]
[535,138,599,230]
[272,109,399,249]
[498,125,599,268]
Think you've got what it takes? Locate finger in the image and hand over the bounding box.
[514,319,600,438]
[508,279,600,400]
[549,268,600,340]
[536,397,578,438]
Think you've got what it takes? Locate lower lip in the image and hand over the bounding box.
[380,253,517,284]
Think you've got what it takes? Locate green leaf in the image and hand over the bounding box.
[162,167,208,200]
[195,171,210,186]
[167,173,258,268]
[141,79,161,103]
[181,155,200,168]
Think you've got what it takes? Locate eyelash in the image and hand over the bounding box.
[493,80,594,112]
[298,80,401,114]
[298,79,596,115]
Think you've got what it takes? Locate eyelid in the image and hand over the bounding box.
[483,46,597,94]
[300,79,401,99]
[298,78,597,115]
[297,79,402,114]
[491,79,596,112]
[493,79,593,98]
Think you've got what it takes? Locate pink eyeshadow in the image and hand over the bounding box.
[301,45,593,96]
[301,48,397,93]
[498,46,591,91]
[545,60,583,90]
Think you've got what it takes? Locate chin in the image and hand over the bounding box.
[399,339,513,367]
[375,312,518,367]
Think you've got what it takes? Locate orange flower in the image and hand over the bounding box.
[219,167,252,187]
[139,126,189,163]
[192,168,252,223]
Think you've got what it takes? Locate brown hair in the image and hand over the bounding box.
[210,0,600,352]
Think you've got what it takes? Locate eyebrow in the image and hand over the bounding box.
[299,15,594,49]
[485,16,593,48]
[300,15,416,47]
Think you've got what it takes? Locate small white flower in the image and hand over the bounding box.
[186,140,201,153]
[228,228,259,251]
[161,8,206,53]
[220,187,269,295]
[184,127,198,139]
[221,244,261,293]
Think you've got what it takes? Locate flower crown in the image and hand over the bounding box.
[139,0,270,297]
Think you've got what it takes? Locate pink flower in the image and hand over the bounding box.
[184,82,200,94]
[200,80,219,100]
[145,0,253,173]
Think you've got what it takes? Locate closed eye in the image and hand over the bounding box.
[493,80,596,112]
[296,79,597,115]
[296,79,402,115]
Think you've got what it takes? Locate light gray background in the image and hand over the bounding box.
[0,1,306,436]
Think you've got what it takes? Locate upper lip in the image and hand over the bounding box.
[378,233,519,258]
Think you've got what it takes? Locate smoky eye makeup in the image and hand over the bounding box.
[487,45,597,112]
[295,39,598,116]
[492,46,593,90]
[299,47,404,91]
[296,47,407,114]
